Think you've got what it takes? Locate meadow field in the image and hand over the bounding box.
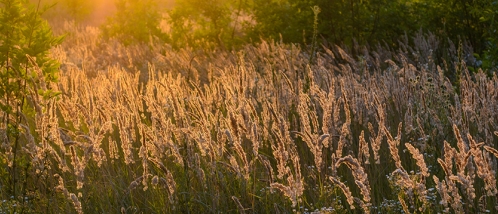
[1,19,498,213]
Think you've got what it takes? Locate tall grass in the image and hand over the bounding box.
[1,21,497,213]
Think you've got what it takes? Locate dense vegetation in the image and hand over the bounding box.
[1,0,498,213]
[39,0,498,70]
[123,0,498,70]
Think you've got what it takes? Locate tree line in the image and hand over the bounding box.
[28,0,498,69]
[94,0,498,69]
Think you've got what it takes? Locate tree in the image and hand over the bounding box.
[0,0,63,206]
[249,0,314,44]
[168,0,251,49]
[469,0,498,71]
[101,0,168,45]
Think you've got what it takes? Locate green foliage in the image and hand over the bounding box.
[247,0,430,50]
[81,0,483,72]
[101,0,167,45]
[474,0,498,72]
[250,0,314,44]
[169,0,251,49]
[0,0,63,115]
[0,0,63,207]
[246,0,496,65]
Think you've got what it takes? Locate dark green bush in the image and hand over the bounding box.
[101,0,168,45]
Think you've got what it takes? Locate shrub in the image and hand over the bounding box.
[0,0,63,211]
[168,0,251,49]
[101,0,168,45]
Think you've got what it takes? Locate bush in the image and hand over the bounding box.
[0,0,63,211]
[101,0,168,45]
[168,0,251,49]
